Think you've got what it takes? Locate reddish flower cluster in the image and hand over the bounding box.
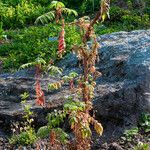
[58,21,66,57]
[35,80,45,106]
[35,65,45,106]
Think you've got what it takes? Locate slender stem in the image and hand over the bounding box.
[83,57,89,102]
[83,9,102,44]
[81,7,103,104]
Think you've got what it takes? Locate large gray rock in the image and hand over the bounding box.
[94,30,150,123]
[58,30,150,126]
[0,30,150,132]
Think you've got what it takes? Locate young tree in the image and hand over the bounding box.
[35,1,78,25]
[36,0,110,149]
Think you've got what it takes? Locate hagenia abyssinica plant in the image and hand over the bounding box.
[36,0,111,150]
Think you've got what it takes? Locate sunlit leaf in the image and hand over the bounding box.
[94,122,103,136]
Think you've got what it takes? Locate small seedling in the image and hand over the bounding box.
[9,92,37,146]
[139,113,150,133]
[122,127,139,142]
[134,142,149,150]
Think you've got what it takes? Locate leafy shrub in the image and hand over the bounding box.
[121,14,150,30]
[0,1,47,29]
[1,0,50,6]
[9,129,37,145]
[104,6,150,31]
[108,6,130,23]
[134,142,149,150]
[37,126,50,139]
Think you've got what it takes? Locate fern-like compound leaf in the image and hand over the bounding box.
[62,8,78,16]
[35,11,55,25]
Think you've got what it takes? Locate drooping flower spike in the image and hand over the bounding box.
[35,65,45,106]
[58,19,66,58]
[35,80,45,106]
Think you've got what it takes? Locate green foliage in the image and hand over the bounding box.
[48,71,78,91]
[37,127,69,144]
[20,57,46,71]
[61,0,100,14]
[0,23,80,71]
[0,1,46,29]
[20,92,29,104]
[139,113,150,133]
[35,11,55,25]
[50,1,65,9]
[121,113,150,145]
[62,72,78,83]
[64,100,86,112]
[1,0,150,31]
[36,98,87,144]
[47,110,67,128]
[68,72,78,79]
[95,4,150,34]
[1,0,149,72]
[54,128,69,144]
[47,65,63,76]
[35,1,78,25]
[37,126,50,138]
[0,22,4,40]
[109,6,130,23]
[62,8,78,17]
[121,14,149,31]
[105,6,150,31]
[37,110,69,144]
[20,92,29,100]
[122,127,139,142]
[9,92,37,146]
[134,142,149,150]
[9,129,37,145]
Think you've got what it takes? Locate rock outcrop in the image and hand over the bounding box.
[59,30,150,123]
[0,30,150,138]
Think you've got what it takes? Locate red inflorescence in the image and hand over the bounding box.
[35,65,45,106]
[58,28,66,57]
[35,80,45,106]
